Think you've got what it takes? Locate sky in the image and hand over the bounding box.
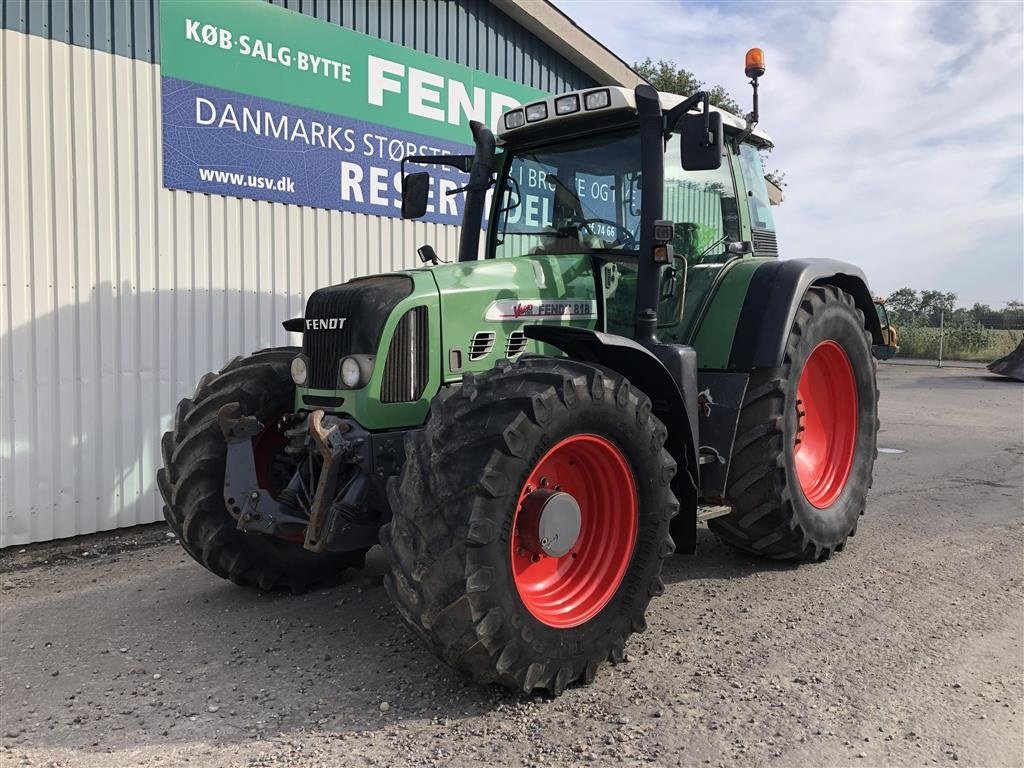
[553,0,1024,306]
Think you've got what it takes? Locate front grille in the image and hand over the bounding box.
[505,331,528,358]
[302,394,345,409]
[302,275,412,389]
[469,331,495,361]
[381,306,429,403]
[751,229,778,257]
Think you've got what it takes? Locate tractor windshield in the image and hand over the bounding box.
[491,129,643,259]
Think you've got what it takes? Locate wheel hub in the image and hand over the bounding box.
[517,489,581,558]
[510,434,638,629]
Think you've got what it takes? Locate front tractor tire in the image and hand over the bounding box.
[381,358,679,695]
[157,347,365,593]
[710,285,879,561]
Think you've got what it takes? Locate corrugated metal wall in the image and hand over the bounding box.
[1,0,593,92]
[0,1,595,547]
[0,29,458,547]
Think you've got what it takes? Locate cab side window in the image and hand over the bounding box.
[737,143,775,232]
[663,138,740,266]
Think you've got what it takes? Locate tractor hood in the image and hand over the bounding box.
[427,253,600,380]
[293,254,600,430]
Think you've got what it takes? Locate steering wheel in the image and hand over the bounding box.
[573,218,637,248]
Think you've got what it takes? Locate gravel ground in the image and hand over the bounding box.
[1,364,1022,768]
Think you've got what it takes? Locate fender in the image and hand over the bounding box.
[524,325,700,553]
[728,258,883,369]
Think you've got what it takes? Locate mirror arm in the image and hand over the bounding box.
[399,152,475,203]
[402,154,474,174]
[663,91,710,138]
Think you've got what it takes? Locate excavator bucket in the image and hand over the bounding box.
[988,336,1024,382]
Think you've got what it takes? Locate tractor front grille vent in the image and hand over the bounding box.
[751,229,778,257]
[469,331,495,361]
[302,275,412,389]
[381,306,429,403]
[505,331,528,358]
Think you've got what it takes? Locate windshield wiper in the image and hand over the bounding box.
[696,234,729,261]
[545,173,586,216]
[496,175,522,246]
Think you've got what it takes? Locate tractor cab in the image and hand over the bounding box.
[487,85,777,346]
[400,65,781,375]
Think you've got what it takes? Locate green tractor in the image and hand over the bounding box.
[159,51,881,695]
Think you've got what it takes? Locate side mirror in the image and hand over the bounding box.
[656,257,687,327]
[680,111,723,171]
[661,266,678,299]
[417,245,439,265]
[401,172,430,219]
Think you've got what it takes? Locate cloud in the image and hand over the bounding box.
[553,0,1024,305]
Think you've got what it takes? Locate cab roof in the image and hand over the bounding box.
[497,85,773,148]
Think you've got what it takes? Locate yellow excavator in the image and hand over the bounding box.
[872,298,899,360]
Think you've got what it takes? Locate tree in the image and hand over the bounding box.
[918,290,957,325]
[886,289,1022,330]
[886,288,919,318]
[633,58,742,115]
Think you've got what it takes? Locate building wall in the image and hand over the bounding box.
[0,1,595,547]
[1,0,593,91]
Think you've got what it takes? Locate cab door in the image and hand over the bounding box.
[656,137,744,343]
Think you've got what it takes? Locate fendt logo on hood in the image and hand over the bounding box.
[305,318,347,331]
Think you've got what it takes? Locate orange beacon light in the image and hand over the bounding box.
[745,48,766,79]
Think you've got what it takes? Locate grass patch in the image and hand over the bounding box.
[897,325,1023,362]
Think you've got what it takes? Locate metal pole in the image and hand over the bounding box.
[937,310,944,368]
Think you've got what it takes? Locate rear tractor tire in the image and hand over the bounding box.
[381,358,679,695]
[710,285,879,561]
[157,347,366,593]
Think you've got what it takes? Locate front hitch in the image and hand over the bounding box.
[217,403,310,537]
[217,404,387,554]
[304,410,380,553]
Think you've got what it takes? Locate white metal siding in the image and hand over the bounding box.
[0,29,461,547]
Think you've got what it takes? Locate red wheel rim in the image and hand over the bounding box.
[510,434,637,628]
[794,340,858,508]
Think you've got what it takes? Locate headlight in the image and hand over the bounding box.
[340,357,361,388]
[503,109,525,130]
[554,95,580,115]
[584,89,610,110]
[525,102,548,122]
[290,355,308,386]
[338,355,374,389]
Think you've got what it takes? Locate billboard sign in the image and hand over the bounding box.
[159,0,545,223]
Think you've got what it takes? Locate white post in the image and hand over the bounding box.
[937,310,944,368]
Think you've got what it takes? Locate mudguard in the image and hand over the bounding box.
[524,325,700,553]
[727,259,883,369]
